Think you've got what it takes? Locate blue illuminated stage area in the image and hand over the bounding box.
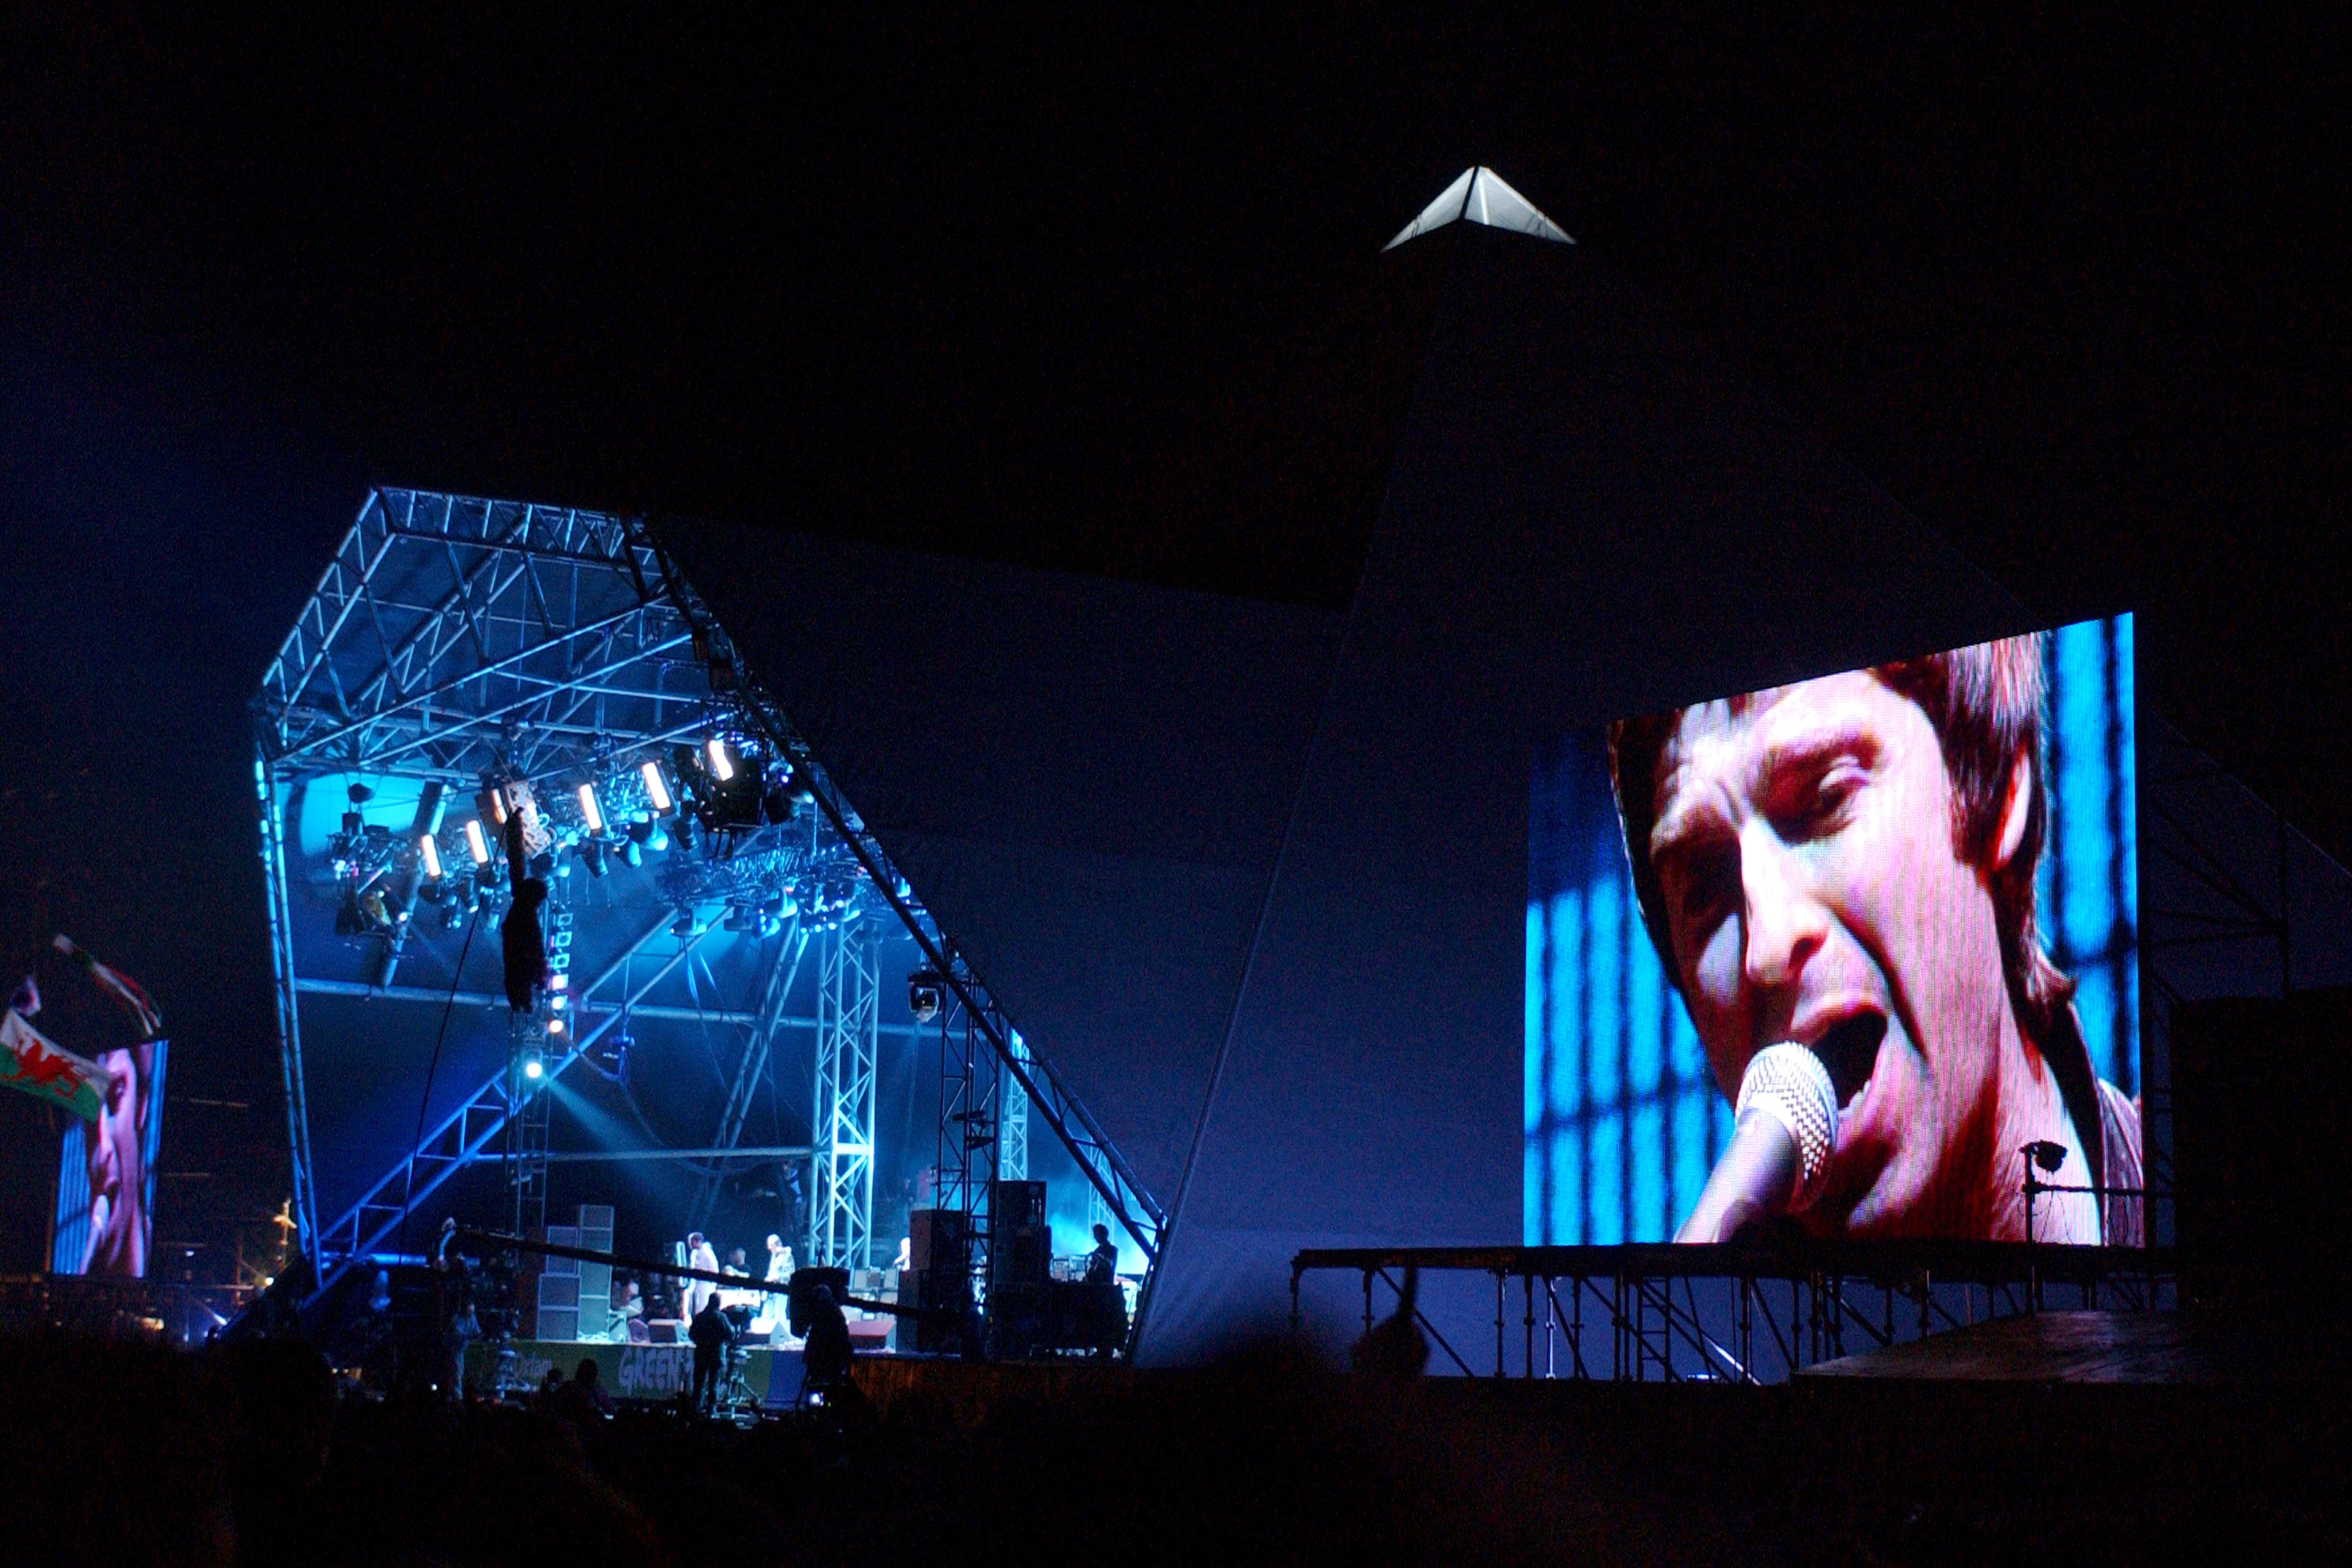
[242,171,2352,1384]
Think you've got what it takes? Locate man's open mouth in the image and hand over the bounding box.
[1814,1012,1887,1113]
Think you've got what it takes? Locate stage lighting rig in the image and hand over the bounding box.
[640,759,673,813]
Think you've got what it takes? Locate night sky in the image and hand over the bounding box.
[2,7,2345,1275]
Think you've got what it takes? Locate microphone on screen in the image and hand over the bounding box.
[1673,1042,1840,1244]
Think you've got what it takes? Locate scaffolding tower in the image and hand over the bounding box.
[253,488,1164,1310]
[811,922,880,1266]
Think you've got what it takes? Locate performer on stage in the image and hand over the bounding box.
[1084,1223,1119,1284]
[755,1233,794,1338]
[1609,633,2142,1245]
[683,1231,719,1318]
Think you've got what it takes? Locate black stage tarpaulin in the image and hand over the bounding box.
[665,213,2352,1363]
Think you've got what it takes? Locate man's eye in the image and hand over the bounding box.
[1786,765,1865,837]
[1675,848,1739,929]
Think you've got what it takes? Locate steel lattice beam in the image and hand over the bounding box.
[811,923,880,1267]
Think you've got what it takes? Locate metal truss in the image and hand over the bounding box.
[811,922,880,1266]
[1291,1242,2177,1383]
[255,751,322,1275]
[256,490,708,782]
[504,1011,555,1239]
[637,528,1169,1281]
[259,488,1165,1314]
[936,1001,1001,1290]
[687,920,812,1230]
[999,1056,1029,1183]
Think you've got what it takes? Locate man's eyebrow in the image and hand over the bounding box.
[1649,776,1729,860]
[1755,722,1879,784]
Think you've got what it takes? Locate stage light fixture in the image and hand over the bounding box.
[464,820,490,864]
[671,912,698,937]
[419,834,443,880]
[578,782,605,835]
[550,993,566,1012]
[706,737,735,781]
[347,781,374,805]
[580,840,608,878]
[641,760,672,812]
[908,970,943,1023]
[670,816,696,854]
[762,778,798,824]
[626,817,654,846]
[523,1053,544,1079]
[551,972,568,991]
[546,1017,564,1038]
[620,840,643,868]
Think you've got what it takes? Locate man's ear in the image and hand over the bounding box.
[1993,748,2034,872]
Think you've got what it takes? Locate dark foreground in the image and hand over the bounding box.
[4,1331,2346,1566]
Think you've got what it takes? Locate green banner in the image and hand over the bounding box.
[1,1009,104,1120]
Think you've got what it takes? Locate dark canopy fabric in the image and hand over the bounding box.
[657,526,1345,1202]
[665,223,2352,1364]
[1144,225,2044,1358]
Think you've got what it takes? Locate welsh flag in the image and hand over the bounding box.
[1,1008,105,1120]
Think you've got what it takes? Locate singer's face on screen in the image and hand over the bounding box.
[1647,671,2028,1235]
[84,1047,149,1278]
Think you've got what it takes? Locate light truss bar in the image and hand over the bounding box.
[287,976,938,1035]
[458,1145,815,1165]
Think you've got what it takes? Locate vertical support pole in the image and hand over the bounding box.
[999,1039,1029,1182]
[812,920,879,1267]
[1523,1274,1535,1379]
[1289,1264,1302,1338]
[1361,1268,1374,1344]
[1738,1275,1754,1381]
[1495,1270,1506,1378]
[256,753,321,1279]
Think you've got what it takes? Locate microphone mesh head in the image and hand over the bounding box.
[1735,1042,1840,1211]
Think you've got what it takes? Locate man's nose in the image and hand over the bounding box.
[1740,824,1828,993]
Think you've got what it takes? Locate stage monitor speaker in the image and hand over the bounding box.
[991,1223,1050,1289]
[535,1305,578,1341]
[909,1208,969,1272]
[992,1179,1046,1230]
[900,1266,974,1354]
[787,1266,851,1336]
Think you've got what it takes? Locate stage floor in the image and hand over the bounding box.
[1798,1310,2220,1384]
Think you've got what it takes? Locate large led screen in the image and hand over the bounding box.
[1527,617,2139,1246]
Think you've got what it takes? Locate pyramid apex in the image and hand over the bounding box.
[1382,166,1573,253]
